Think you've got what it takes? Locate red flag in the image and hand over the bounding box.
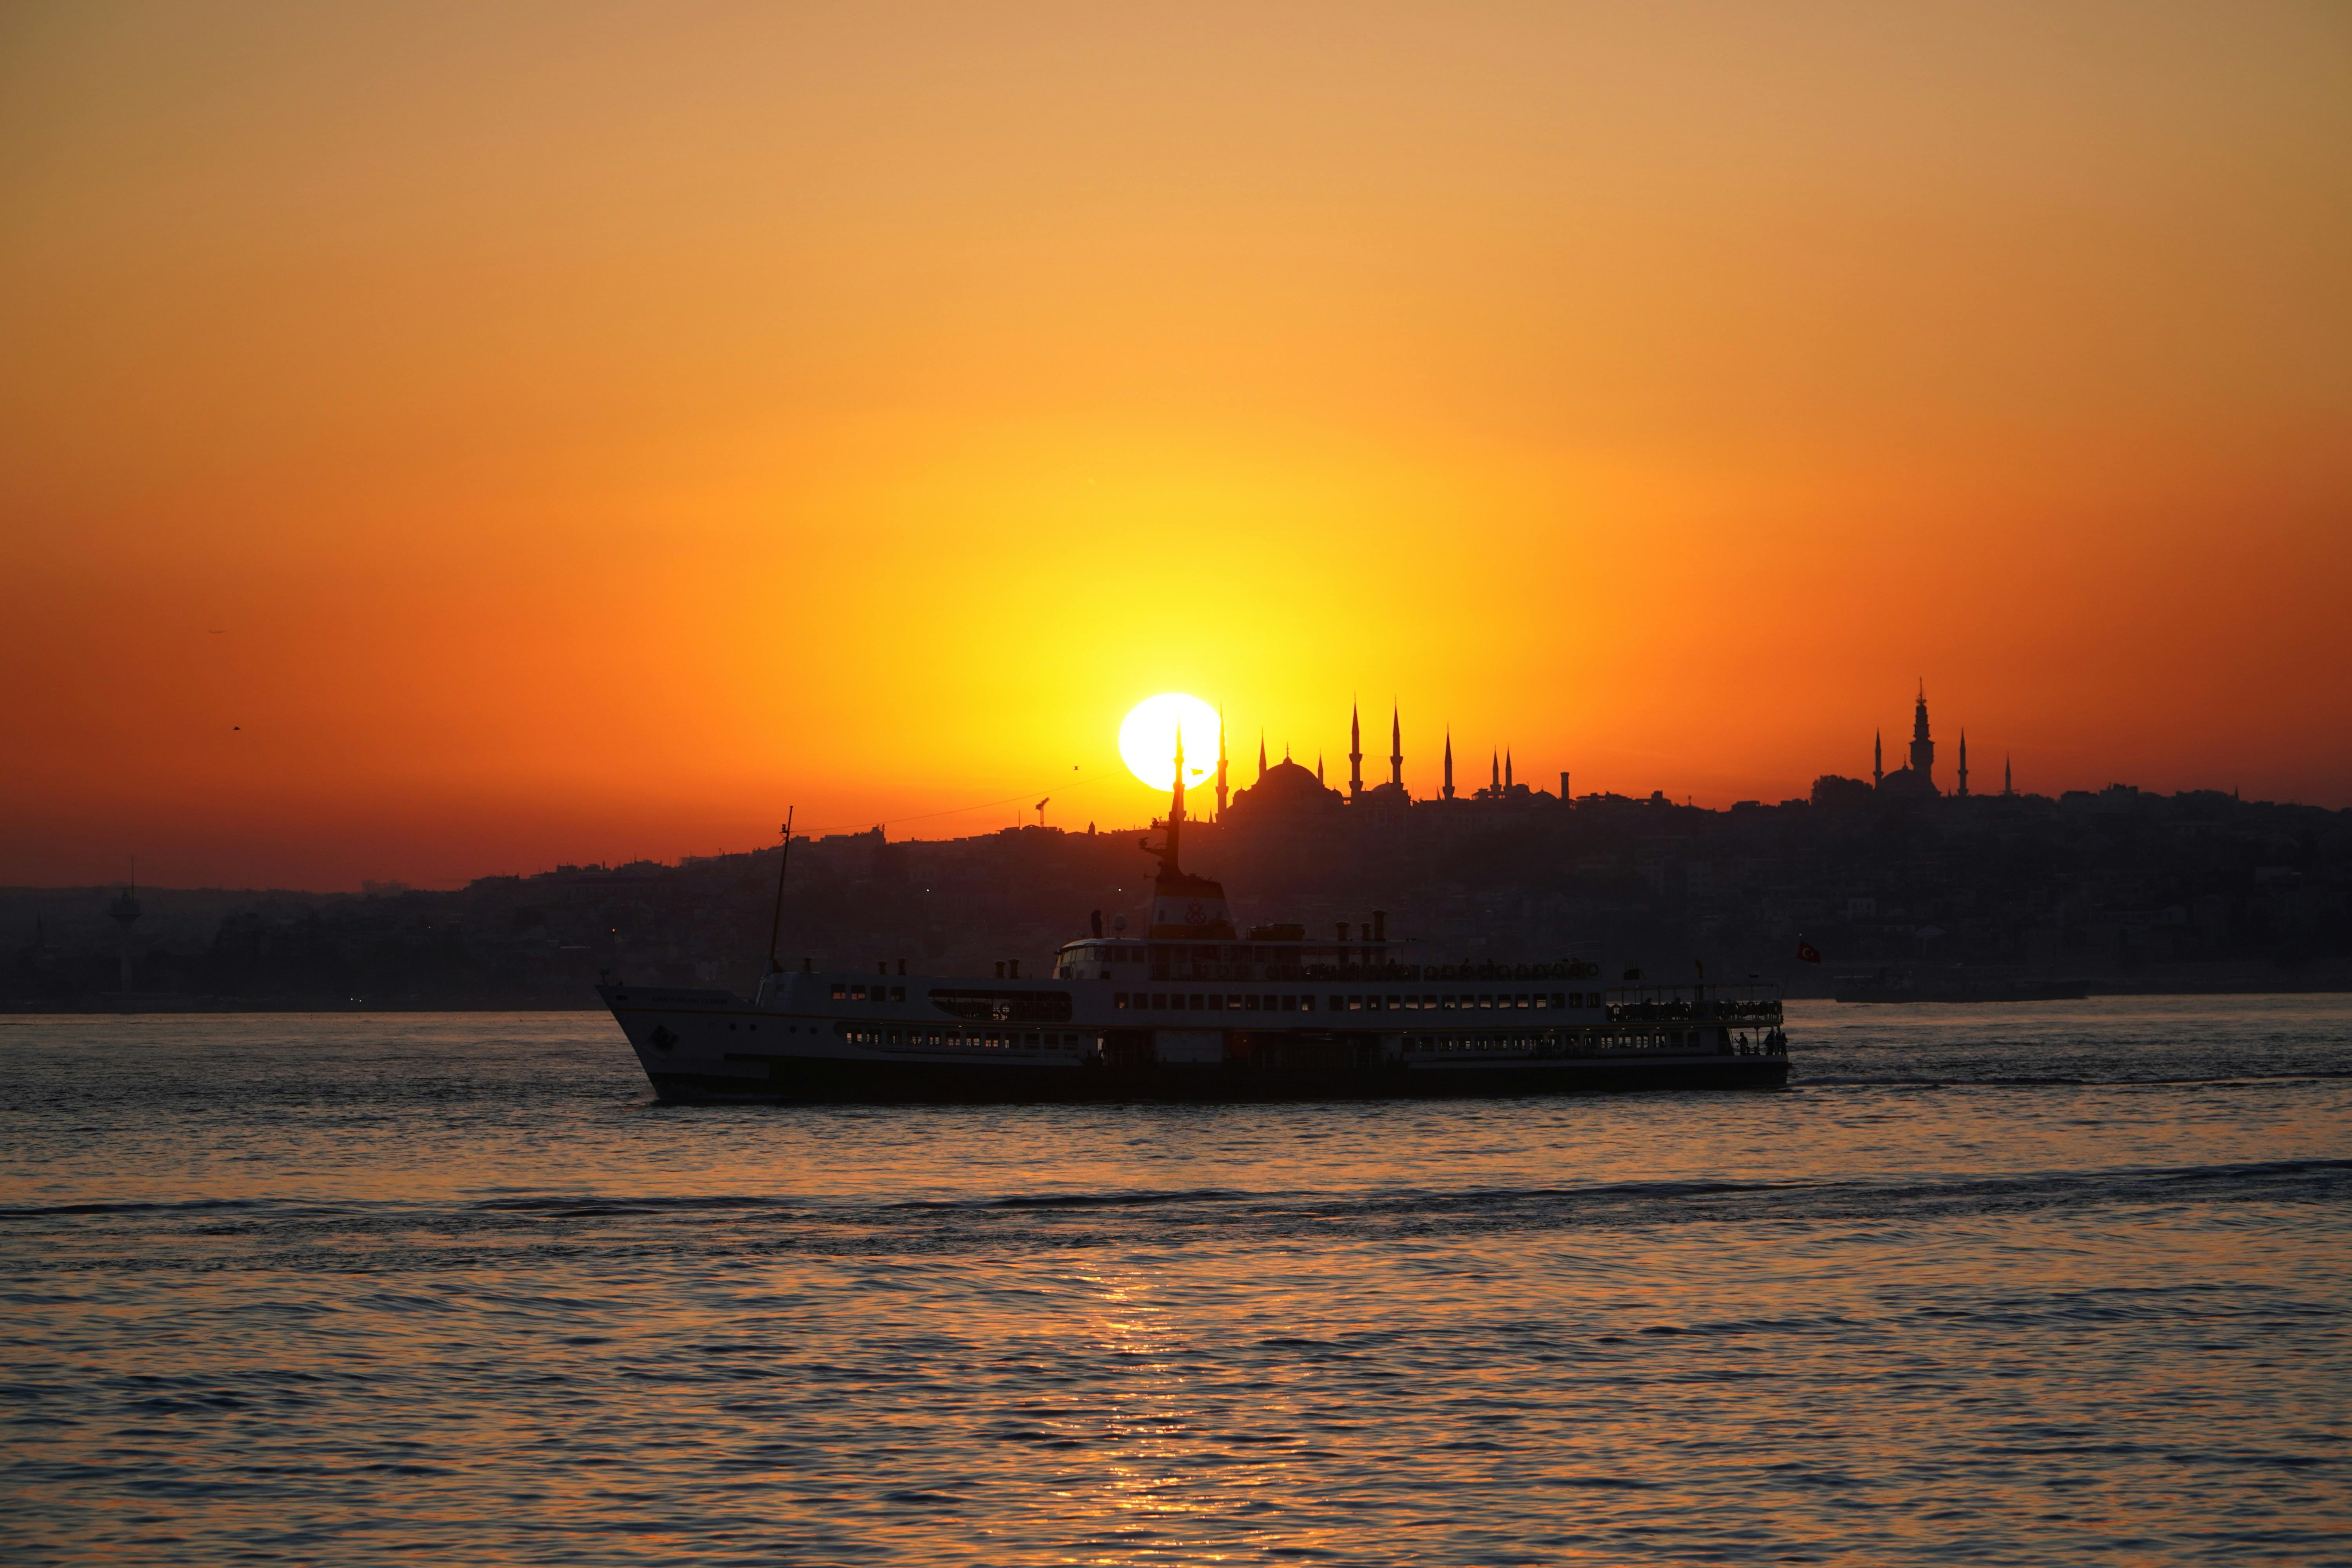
[1796,938,1822,964]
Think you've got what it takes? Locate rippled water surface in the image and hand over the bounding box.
[4,997,2349,1564]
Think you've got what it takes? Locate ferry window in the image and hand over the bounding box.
[887,1029,900,1045]
[831,984,847,1001]
[1479,995,1493,1009]
[1386,995,1401,1009]
[1152,993,1167,1010]
[1423,995,1438,1008]
[1114,993,1129,1009]
[1552,993,1566,1009]
[1245,994,1259,1010]
[1299,995,1315,1012]
[1516,995,1529,1008]
[891,986,905,1002]
[850,985,867,1002]
[1532,995,1546,1009]
[1189,993,1205,1010]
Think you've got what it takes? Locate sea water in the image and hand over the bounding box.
[2,997,2347,1565]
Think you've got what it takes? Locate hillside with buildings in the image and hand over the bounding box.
[10,791,2348,1011]
[11,692,2349,1009]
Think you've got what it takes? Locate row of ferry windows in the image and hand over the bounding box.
[1412,1032,1690,1051]
[1116,991,1593,1013]
[837,1025,1080,1050]
[1067,945,1402,964]
[824,1024,1689,1053]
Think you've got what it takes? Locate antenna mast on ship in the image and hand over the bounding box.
[764,806,795,973]
[1138,723,1192,874]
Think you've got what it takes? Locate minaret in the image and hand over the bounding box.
[2004,754,2013,797]
[1215,709,1230,820]
[1909,681,1935,784]
[1389,704,1403,789]
[1957,730,1969,798]
[1505,750,1514,790]
[1348,701,1363,801]
[1443,729,1455,800]
[1490,749,1500,795]
[1257,730,1267,782]
[1316,753,1324,784]
[1874,729,1884,787]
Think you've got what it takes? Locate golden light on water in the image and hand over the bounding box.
[1118,695,1220,793]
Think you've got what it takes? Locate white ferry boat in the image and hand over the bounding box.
[599,746,1788,1102]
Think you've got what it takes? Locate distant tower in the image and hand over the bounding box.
[1443,730,1455,800]
[1560,770,1570,800]
[1505,750,1514,790]
[1490,749,1500,794]
[1909,681,1935,785]
[2004,754,2014,797]
[1348,701,1363,801]
[1257,730,1267,782]
[1316,752,1325,784]
[1873,729,1884,787]
[1388,704,1403,789]
[1215,709,1230,820]
[106,872,141,995]
[1957,730,1969,797]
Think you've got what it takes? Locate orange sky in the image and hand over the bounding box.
[5,2,2348,889]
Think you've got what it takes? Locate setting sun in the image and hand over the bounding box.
[1117,695,1220,793]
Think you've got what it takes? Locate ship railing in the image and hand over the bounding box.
[1149,959,1611,985]
[1603,982,1783,1025]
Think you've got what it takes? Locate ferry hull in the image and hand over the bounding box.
[635,1053,1787,1104]
[601,981,1790,1105]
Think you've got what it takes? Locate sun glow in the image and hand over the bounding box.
[1118,695,1221,793]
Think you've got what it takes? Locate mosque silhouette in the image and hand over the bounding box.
[1214,685,1997,835]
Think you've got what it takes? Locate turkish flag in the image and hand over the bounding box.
[1796,939,1823,964]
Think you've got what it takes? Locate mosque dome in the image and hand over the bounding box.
[1226,757,1344,825]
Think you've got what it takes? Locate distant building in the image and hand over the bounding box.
[1221,740,1346,829]
[1875,684,1942,799]
[1220,701,1561,838]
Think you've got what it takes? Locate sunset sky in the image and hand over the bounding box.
[5,1,2348,889]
